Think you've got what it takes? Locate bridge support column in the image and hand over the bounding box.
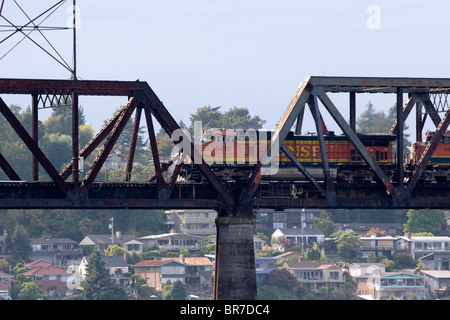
[213,206,257,300]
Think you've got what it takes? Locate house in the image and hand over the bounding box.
[0,270,14,298]
[164,209,217,236]
[350,263,386,300]
[283,261,345,291]
[336,223,404,237]
[26,259,53,269]
[445,211,450,231]
[258,208,320,230]
[79,255,130,287]
[79,232,144,254]
[419,252,450,270]
[22,264,73,298]
[271,228,325,251]
[255,257,281,283]
[253,237,266,252]
[274,251,303,261]
[402,233,450,259]
[359,234,400,258]
[374,272,427,300]
[0,230,9,257]
[133,255,213,290]
[354,270,427,300]
[105,151,125,169]
[349,263,386,277]
[421,270,450,298]
[139,232,203,253]
[30,235,81,265]
[203,235,265,253]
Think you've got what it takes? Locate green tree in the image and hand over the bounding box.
[10,223,32,261]
[0,258,9,273]
[79,124,95,152]
[393,251,416,269]
[81,250,128,300]
[162,280,173,300]
[189,106,223,131]
[382,258,395,272]
[41,105,92,171]
[155,127,175,159]
[357,101,379,133]
[128,251,142,265]
[105,244,126,257]
[313,210,337,237]
[255,232,269,244]
[18,282,47,300]
[220,107,266,130]
[294,286,316,300]
[170,280,187,300]
[332,230,363,261]
[43,105,86,136]
[257,284,297,300]
[334,277,358,300]
[0,105,33,180]
[130,274,159,300]
[366,251,377,263]
[12,262,31,275]
[304,243,325,262]
[189,105,266,131]
[357,101,410,147]
[414,260,422,275]
[403,209,446,235]
[265,269,298,291]
[112,108,148,161]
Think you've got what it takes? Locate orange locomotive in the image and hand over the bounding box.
[183,129,396,182]
[408,131,450,182]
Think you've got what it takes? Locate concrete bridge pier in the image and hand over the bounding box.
[213,205,257,300]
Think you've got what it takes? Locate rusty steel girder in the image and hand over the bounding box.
[0,78,235,208]
[241,76,450,208]
[0,76,450,210]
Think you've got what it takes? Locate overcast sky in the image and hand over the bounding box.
[1,0,449,135]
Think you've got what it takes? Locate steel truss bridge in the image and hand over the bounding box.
[1,76,450,299]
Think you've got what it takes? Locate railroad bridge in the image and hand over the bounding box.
[1,76,450,299]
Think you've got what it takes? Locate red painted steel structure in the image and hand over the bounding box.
[0,78,235,209]
[0,76,449,210]
[1,76,450,301]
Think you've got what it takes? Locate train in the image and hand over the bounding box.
[178,128,450,184]
[406,131,450,182]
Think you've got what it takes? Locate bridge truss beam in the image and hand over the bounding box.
[245,76,450,209]
[1,76,450,301]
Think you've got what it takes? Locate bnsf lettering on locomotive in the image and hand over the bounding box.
[287,144,320,158]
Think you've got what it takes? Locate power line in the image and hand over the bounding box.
[0,0,75,77]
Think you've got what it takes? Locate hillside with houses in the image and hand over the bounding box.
[0,208,449,300]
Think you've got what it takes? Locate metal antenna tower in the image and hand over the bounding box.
[0,0,77,79]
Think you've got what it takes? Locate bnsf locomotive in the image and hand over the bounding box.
[181,129,396,182]
[407,131,450,182]
[179,129,450,184]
